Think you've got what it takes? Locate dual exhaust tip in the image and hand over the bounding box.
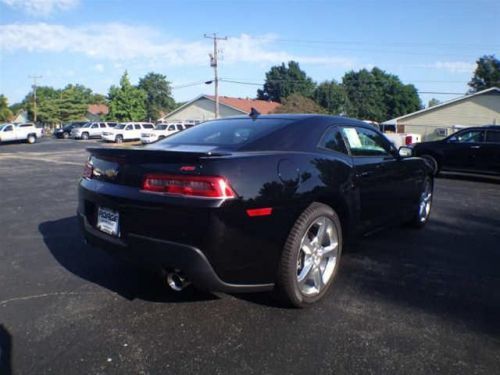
[166,270,190,292]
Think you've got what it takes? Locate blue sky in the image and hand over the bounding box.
[1,0,499,108]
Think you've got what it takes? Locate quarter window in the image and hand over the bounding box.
[341,127,390,156]
[318,127,348,154]
[486,131,500,143]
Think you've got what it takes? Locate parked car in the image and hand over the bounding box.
[78,114,433,307]
[0,123,43,144]
[54,122,88,139]
[141,123,185,144]
[72,122,111,140]
[102,122,155,143]
[412,125,500,176]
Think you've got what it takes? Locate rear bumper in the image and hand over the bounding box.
[78,212,274,293]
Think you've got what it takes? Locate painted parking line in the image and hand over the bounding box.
[0,154,84,166]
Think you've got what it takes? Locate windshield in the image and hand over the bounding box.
[114,124,126,129]
[155,118,292,150]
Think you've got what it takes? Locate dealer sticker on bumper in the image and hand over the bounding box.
[97,207,120,237]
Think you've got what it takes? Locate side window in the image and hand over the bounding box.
[91,124,98,129]
[318,127,348,154]
[100,123,106,128]
[4,125,13,132]
[168,125,176,131]
[144,124,154,129]
[455,130,484,143]
[485,131,500,143]
[134,125,141,129]
[126,125,133,130]
[176,124,184,131]
[341,127,390,157]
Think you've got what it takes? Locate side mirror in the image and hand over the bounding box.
[398,146,413,158]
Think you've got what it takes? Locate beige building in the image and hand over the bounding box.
[383,87,500,140]
[159,94,280,123]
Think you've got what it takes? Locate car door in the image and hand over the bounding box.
[134,124,142,139]
[481,130,500,174]
[1,125,15,141]
[89,123,99,137]
[441,129,485,172]
[341,126,415,229]
[124,124,134,139]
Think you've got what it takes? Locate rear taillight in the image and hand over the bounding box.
[405,135,413,145]
[142,174,236,199]
[82,161,93,179]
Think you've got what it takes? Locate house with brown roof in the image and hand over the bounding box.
[158,94,280,123]
[86,104,109,121]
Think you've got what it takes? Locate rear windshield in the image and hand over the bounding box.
[156,118,292,150]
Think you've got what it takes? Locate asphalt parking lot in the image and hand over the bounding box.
[1,138,499,374]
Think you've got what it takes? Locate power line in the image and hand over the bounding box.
[219,79,465,95]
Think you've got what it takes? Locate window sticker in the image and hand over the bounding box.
[344,128,362,148]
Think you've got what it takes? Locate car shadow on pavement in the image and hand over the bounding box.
[0,325,12,375]
[39,216,218,304]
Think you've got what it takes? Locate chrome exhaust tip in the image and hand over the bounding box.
[166,271,190,292]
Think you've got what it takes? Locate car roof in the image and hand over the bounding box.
[210,114,371,128]
[456,125,500,131]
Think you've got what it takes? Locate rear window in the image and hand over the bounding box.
[156,118,292,150]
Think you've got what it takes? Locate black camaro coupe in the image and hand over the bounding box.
[78,114,433,307]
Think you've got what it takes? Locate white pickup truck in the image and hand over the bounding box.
[0,123,43,144]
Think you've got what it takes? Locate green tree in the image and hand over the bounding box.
[21,86,61,124]
[58,86,89,122]
[0,95,13,122]
[273,93,326,114]
[313,80,346,114]
[257,61,316,102]
[428,98,441,107]
[468,55,500,93]
[138,72,176,121]
[107,71,147,121]
[342,67,421,122]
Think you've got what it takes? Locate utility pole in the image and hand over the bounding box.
[29,75,42,123]
[204,33,227,119]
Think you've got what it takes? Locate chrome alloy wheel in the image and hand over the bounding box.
[296,216,339,296]
[418,180,432,223]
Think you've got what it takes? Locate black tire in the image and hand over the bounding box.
[421,154,439,176]
[275,202,342,308]
[81,132,89,140]
[27,134,36,144]
[409,176,433,229]
[115,135,123,144]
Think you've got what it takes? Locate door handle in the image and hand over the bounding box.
[470,145,481,149]
[358,171,373,178]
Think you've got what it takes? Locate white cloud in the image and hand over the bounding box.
[0,22,357,69]
[1,0,79,16]
[420,61,476,74]
[94,63,104,72]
